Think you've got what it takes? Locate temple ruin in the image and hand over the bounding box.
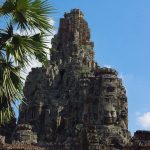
[0,9,150,150]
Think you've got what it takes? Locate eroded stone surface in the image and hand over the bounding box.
[0,9,150,150]
[13,9,131,149]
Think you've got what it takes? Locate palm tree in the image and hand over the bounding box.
[0,0,54,124]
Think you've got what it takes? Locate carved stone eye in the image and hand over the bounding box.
[111,111,116,117]
[107,86,115,92]
[105,98,109,102]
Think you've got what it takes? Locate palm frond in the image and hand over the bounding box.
[0,0,54,32]
[0,0,16,16]
[0,0,54,124]
[1,32,49,67]
[0,58,23,124]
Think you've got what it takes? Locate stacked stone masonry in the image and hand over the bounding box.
[0,9,150,150]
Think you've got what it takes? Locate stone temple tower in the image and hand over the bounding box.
[12,9,131,149]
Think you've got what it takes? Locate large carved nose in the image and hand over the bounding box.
[106,112,111,118]
[112,111,117,117]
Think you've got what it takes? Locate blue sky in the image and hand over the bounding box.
[52,0,150,133]
[1,0,150,134]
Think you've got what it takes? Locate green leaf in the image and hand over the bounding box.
[0,0,54,124]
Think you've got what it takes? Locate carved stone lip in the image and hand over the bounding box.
[104,118,113,124]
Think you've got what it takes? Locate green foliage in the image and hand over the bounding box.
[0,0,54,124]
[0,0,53,32]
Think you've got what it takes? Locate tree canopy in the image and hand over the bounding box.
[0,0,54,124]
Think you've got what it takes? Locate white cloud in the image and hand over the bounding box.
[118,73,125,80]
[137,112,150,129]
[103,64,111,68]
[21,58,43,82]
[118,73,134,80]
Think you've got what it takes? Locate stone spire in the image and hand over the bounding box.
[51,9,95,71]
[10,9,134,149]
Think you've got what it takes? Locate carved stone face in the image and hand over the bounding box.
[121,110,127,118]
[103,104,117,125]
